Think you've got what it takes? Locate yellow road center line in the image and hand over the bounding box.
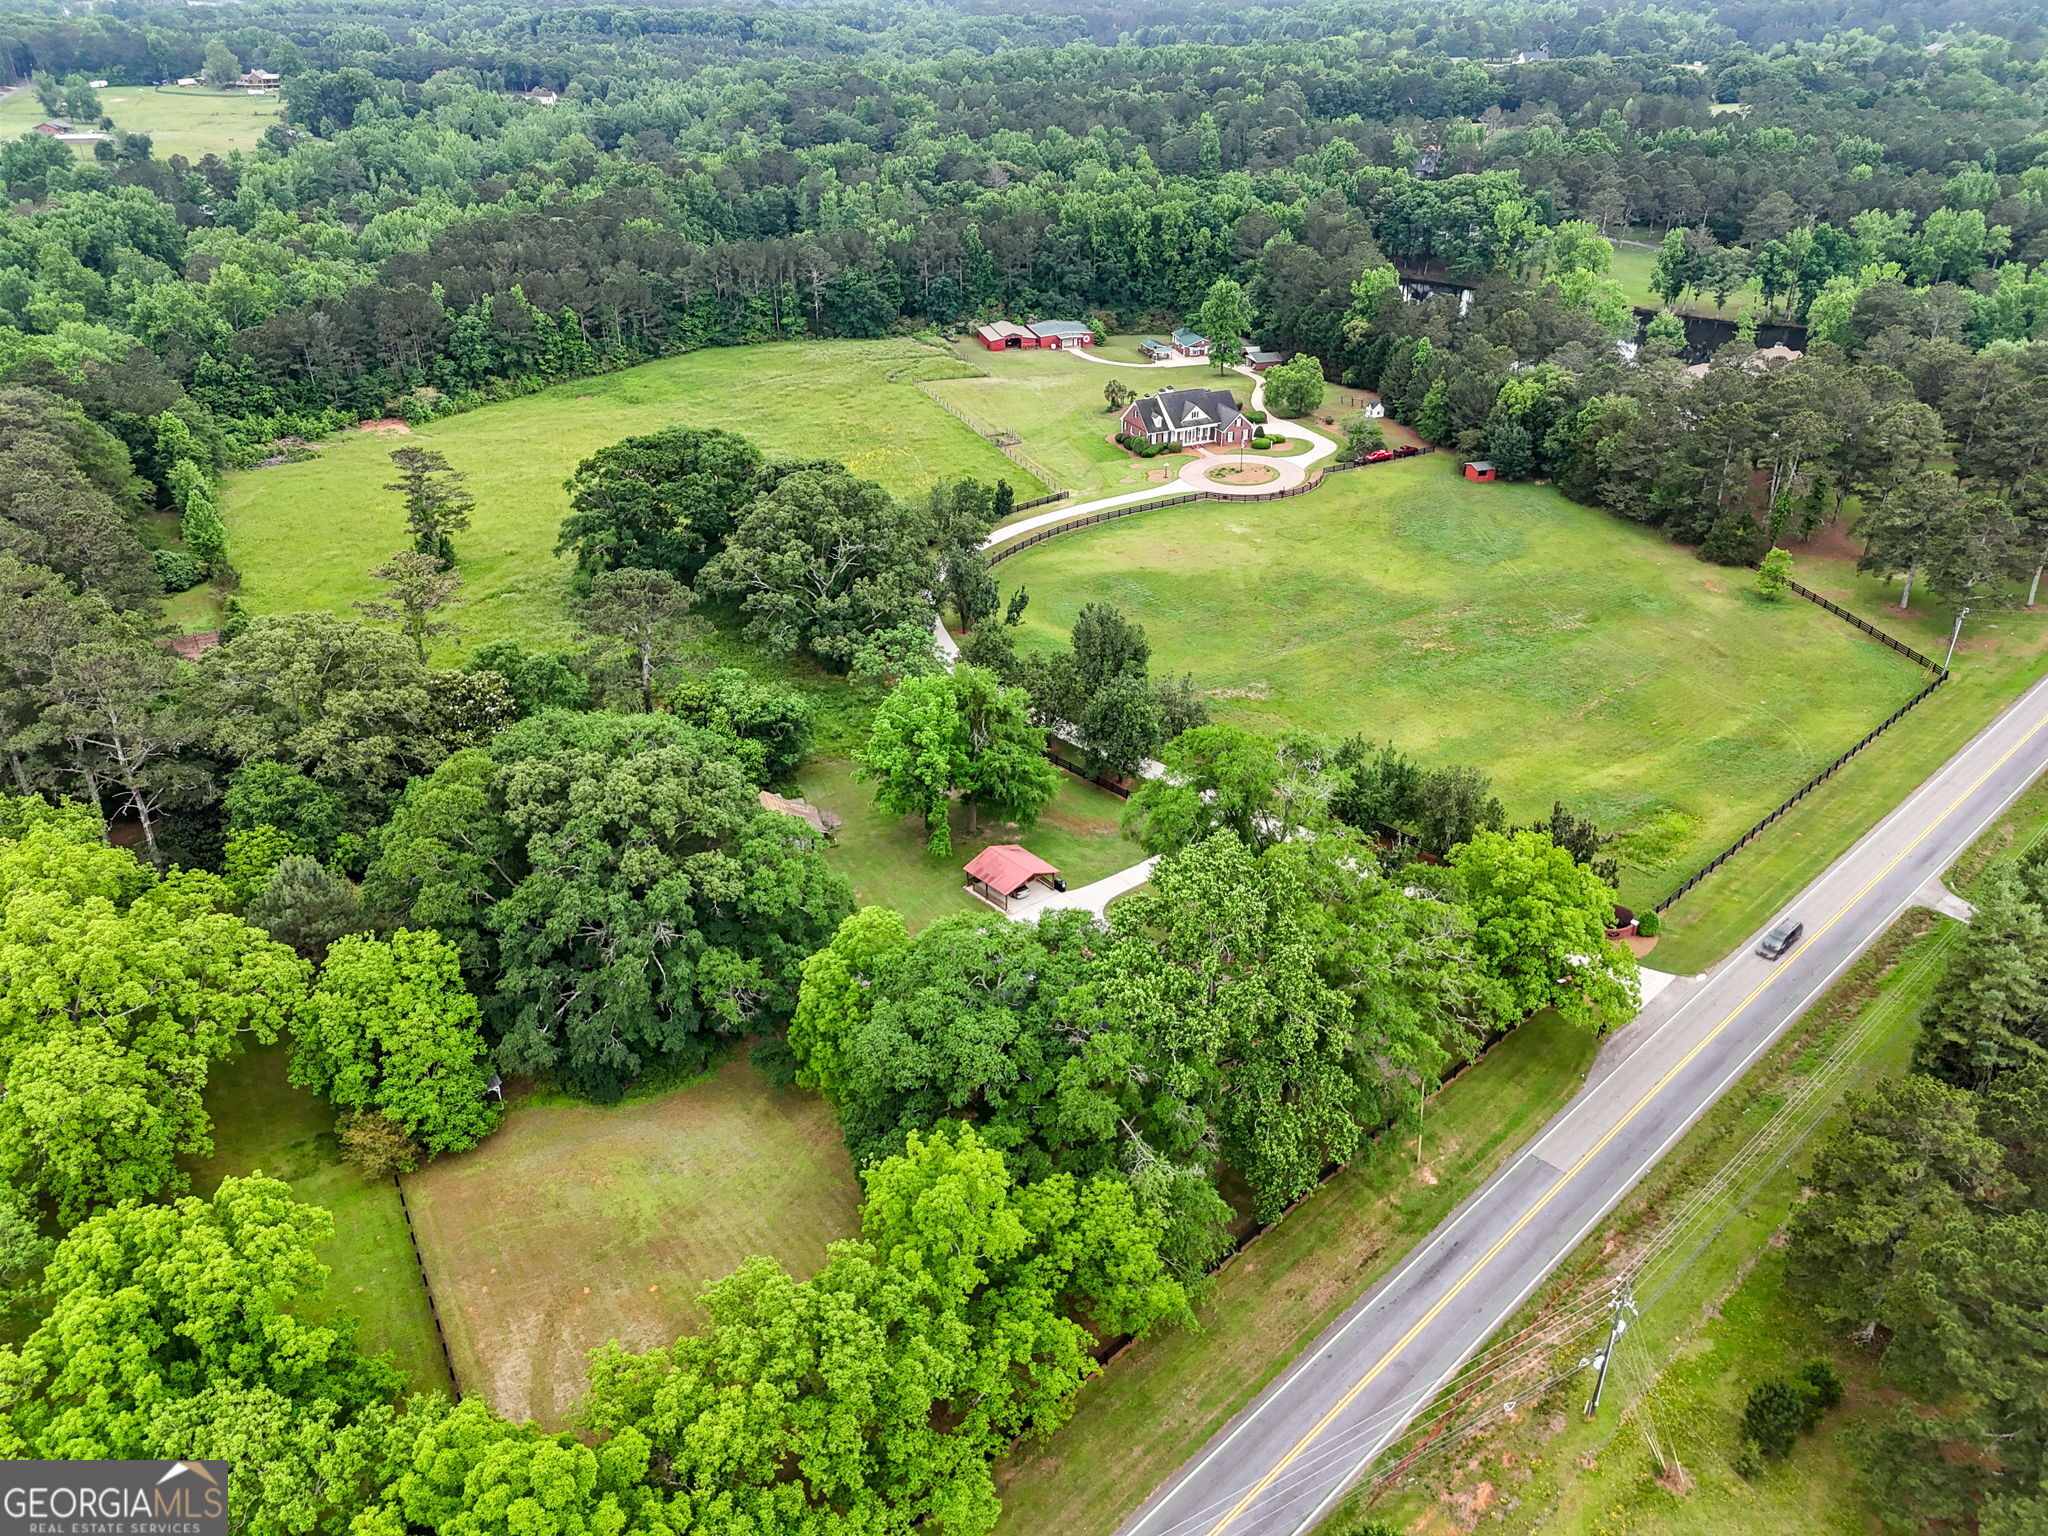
[1202,703,2048,1536]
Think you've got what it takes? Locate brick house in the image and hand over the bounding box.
[1170,327,1210,357]
[1120,387,1255,448]
[1027,319,1094,349]
[33,119,73,136]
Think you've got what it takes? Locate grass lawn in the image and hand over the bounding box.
[221,338,1038,650]
[795,758,1143,930]
[401,1054,862,1428]
[184,1043,454,1396]
[992,1013,1601,1536]
[1606,240,1757,321]
[1649,537,2048,971]
[102,86,281,157]
[993,460,1928,915]
[0,84,280,157]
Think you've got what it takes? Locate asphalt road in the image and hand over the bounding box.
[1117,669,2048,1536]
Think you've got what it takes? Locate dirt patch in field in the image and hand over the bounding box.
[402,1055,862,1427]
[358,417,412,434]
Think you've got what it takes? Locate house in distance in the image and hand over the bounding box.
[1120,387,1255,448]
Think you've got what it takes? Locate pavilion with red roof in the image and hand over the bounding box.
[963,844,1061,913]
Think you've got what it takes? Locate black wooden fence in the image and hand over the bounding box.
[1652,578,1950,914]
[393,1174,463,1396]
[1784,578,1945,670]
[1011,489,1070,513]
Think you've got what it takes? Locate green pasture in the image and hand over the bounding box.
[185,1043,454,1396]
[1606,238,1756,321]
[993,461,1927,914]
[796,758,1142,931]
[221,339,1036,649]
[103,86,282,157]
[1,84,280,158]
[402,1055,862,1429]
[1649,539,2048,970]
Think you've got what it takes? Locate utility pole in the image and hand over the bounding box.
[1584,1286,1636,1418]
[1944,604,1971,671]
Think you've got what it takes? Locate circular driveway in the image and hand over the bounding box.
[1175,448,1310,495]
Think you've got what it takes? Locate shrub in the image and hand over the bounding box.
[1798,1357,1844,1416]
[153,548,206,592]
[1244,408,1268,424]
[1636,910,1660,937]
[1742,1378,1809,1458]
[1252,435,1274,449]
[337,1110,424,1177]
[1733,1437,1766,1480]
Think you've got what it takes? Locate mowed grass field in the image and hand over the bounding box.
[0,84,280,157]
[401,1055,862,1428]
[1648,535,2048,970]
[185,1044,454,1395]
[222,339,1038,649]
[994,461,1928,913]
[796,758,1142,930]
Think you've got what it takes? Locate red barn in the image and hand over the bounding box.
[975,322,1036,350]
[1027,320,1094,349]
[1463,460,1497,482]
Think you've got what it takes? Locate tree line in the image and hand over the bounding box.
[1776,851,2048,1528]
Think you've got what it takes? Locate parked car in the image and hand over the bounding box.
[1392,444,1422,457]
[1363,448,1395,463]
[1756,920,1804,960]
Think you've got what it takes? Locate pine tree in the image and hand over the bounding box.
[1916,861,2048,1087]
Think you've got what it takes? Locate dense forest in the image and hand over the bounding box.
[4,0,2048,1531]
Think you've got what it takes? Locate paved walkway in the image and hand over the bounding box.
[1037,855,1159,917]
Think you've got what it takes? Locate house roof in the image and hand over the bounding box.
[975,321,1033,341]
[1245,348,1285,365]
[964,843,1059,892]
[759,789,837,838]
[1171,328,1207,346]
[1028,319,1091,338]
[1465,460,1495,472]
[1140,337,1172,351]
[1126,387,1244,437]
[38,119,74,131]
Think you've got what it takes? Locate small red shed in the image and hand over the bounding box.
[1462,460,1497,483]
